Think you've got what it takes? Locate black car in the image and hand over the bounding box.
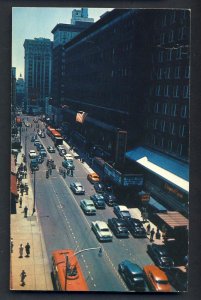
[59,148,67,156]
[36,144,44,151]
[94,182,105,193]
[62,160,75,170]
[47,146,55,153]
[90,194,106,209]
[103,192,117,206]
[108,218,129,238]
[125,218,147,238]
[118,260,146,291]
[165,268,187,291]
[30,159,39,171]
[147,244,174,269]
[35,155,44,164]
[31,136,35,142]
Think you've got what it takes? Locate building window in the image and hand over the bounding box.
[181,105,188,118]
[154,102,159,113]
[171,103,178,116]
[162,15,167,27]
[173,85,179,98]
[177,143,183,156]
[162,103,168,115]
[169,122,176,135]
[176,47,182,60]
[167,48,173,61]
[179,124,187,137]
[168,139,173,152]
[164,85,170,97]
[160,33,165,45]
[164,67,171,79]
[160,120,166,132]
[185,65,190,78]
[174,66,180,79]
[168,30,174,43]
[159,51,164,63]
[156,85,161,96]
[183,85,189,98]
[157,68,162,79]
[153,119,158,129]
[160,137,164,148]
[151,134,156,145]
[170,11,176,24]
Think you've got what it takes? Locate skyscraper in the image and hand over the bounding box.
[71,8,94,25]
[24,38,52,114]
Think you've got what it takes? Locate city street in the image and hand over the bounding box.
[21,117,154,292]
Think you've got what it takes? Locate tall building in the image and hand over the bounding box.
[11,67,16,110]
[71,8,94,25]
[16,74,25,107]
[24,38,52,113]
[58,9,190,214]
[51,8,94,119]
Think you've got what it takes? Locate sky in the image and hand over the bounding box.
[12,7,113,79]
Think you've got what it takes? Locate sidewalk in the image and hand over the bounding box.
[10,151,53,290]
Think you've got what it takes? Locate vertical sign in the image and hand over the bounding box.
[115,130,127,165]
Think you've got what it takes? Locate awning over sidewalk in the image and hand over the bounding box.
[11,155,16,175]
[125,147,189,192]
[156,211,189,230]
[11,174,18,197]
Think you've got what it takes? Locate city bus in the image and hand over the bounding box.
[51,249,89,291]
[46,126,55,137]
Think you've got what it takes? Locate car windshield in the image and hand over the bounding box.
[122,211,130,216]
[156,280,169,285]
[101,228,109,232]
[88,204,94,207]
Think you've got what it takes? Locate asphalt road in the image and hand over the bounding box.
[21,117,154,292]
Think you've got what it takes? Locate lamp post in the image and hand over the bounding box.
[33,170,36,215]
[65,246,102,291]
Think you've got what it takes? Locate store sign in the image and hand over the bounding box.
[164,183,184,199]
[104,163,122,185]
[122,175,144,187]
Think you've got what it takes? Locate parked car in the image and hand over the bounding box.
[29,150,37,159]
[31,136,35,142]
[70,182,85,195]
[165,268,187,292]
[108,218,129,238]
[47,146,55,153]
[90,194,106,209]
[64,153,73,161]
[30,159,39,171]
[80,199,96,215]
[103,192,117,206]
[143,265,172,292]
[39,149,47,157]
[62,160,75,170]
[34,140,40,146]
[94,182,105,193]
[147,244,174,269]
[113,205,131,219]
[87,172,100,184]
[125,218,147,238]
[91,221,113,242]
[35,155,44,164]
[118,260,146,291]
[59,148,67,156]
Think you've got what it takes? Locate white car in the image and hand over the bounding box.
[64,154,73,161]
[113,205,131,219]
[29,150,37,159]
[80,199,96,215]
[91,221,113,242]
[57,145,65,151]
[70,182,85,195]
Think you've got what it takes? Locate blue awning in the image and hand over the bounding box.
[125,147,189,193]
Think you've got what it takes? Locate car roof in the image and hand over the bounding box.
[112,218,126,226]
[83,199,94,205]
[30,150,36,152]
[117,205,129,211]
[123,260,143,274]
[144,265,168,281]
[74,182,82,186]
[95,221,108,229]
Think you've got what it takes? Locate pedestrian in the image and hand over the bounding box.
[20,270,26,286]
[24,165,27,172]
[24,206,28,218]
[32,207,36,215]
[10,238,14,254]
[71,169,73,177]
[49,166,52,175]
[25,242,31,257]
[19,197,22,208]
[19,244,24,258]
[25,185,29,195]
[156,227,161,239]
[24,171,27,179]
[20,188,24,196]
[67,168,70,176]
[146,223,151,235]
[63,169,66,178]
[150,228,155,242]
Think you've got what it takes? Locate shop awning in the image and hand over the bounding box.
[156,211,189,230]
[10,174,18,197]
[11,155,16,175]
[125,147,189,193]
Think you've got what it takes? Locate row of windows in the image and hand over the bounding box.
[151,65,190,80]
[156,46,189,63]
[158,27,189,45]
[160,11,189,27]
[148,119,188,137]
[153,103,188,118]
[146,134,188,157]
[150,84,189,98]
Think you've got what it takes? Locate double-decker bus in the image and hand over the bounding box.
[51,249,89,291]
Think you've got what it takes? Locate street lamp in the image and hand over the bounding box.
[65,246,102,290]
